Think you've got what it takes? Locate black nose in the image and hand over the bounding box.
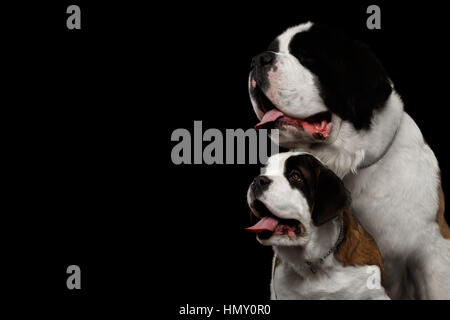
[251,52,274,69]
[252,175,272,197]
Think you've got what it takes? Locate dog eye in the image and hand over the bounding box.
[289,171,302,183]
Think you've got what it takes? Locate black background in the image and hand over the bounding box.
[8,0,450,313]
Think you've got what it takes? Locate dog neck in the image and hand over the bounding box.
[273,216,342,276]
[356,91,404,170]
[293,91,404,178]
[273,209,385,284]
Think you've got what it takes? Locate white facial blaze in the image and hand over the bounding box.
[261,153,312,225]
[277,22,314,53]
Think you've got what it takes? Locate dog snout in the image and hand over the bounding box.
[251,175,272,197]
[251,51,275,69]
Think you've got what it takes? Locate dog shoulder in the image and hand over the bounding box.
[334,208,386,286]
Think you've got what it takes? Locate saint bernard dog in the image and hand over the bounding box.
[246,152,390,300]
[248,22,450,299]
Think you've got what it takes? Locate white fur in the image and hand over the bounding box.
[264,53,327,119]
[272,254,389,300]
[251,22,450,299]
[337,107,450,299]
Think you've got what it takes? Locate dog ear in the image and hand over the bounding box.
[342,40,392,130]
[291,24,392,130]
[312,167,351,226]
[320,38,392,130]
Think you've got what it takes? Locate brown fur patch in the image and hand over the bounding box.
[335,209,386,286]
[437,185,450,239]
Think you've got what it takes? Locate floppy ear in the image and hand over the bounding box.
[342,41,392,130]
[298,25,392,130]
[312,167,351,226]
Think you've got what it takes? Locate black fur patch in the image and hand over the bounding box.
[288,24,392,130]
[284,154,318,208]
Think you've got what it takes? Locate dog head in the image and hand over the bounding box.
[249,22,392,147]
[246,152,350,246]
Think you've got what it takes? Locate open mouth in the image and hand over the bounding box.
[246,199,305,240]
[252,85,332,140]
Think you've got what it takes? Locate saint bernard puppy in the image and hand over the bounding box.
[246,152,389,300]
[248,22,450,299]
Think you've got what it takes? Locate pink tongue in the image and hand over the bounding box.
[254,109,284,129]
[245,216,279,233]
